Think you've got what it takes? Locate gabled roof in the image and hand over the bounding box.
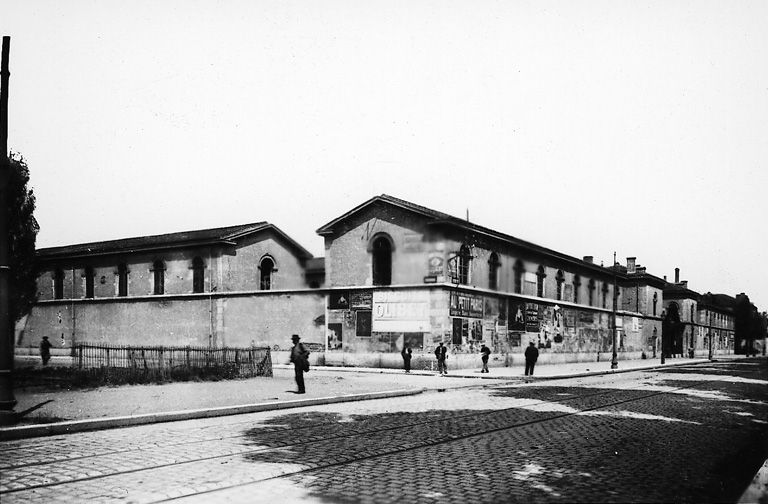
[37,222,313,261]
[317,194,629,279]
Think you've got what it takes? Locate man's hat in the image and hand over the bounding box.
[291,334,300,341]
[42,336,48,339]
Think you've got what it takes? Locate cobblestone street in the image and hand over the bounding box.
[1,360,766,503]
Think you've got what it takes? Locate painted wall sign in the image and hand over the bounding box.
[427,253,444,277]
[372,290,431,332]
[350,290,372,310]
[449,292,484,318]
[403,233,424,253]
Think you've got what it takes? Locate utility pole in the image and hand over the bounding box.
[0,36,17,425]
[611,251,618,369]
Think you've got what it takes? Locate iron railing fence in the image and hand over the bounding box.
[70,343,272,384]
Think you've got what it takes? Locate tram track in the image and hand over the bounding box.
[1,373,717,500]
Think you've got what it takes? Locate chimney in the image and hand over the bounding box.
[664,275,667,282]
[583,256,593,264]
[637,266,646,275]
[674,268,680,283]
[681,280,688,289]
[626,257,636,274]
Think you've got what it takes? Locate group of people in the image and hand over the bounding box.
[400,340,540,376]
[286,334,542,394]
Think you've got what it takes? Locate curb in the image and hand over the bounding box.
[0,388,426,441]
[739,457,768,504]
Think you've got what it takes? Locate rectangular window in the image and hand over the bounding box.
[564,284,573,302]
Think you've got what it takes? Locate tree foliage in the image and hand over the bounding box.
[6,152,39,323]
[733,293,761,355]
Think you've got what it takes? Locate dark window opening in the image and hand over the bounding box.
[118,264,128,297]
[260,257,275,290]
[84,266,95,298]
[488,252,500,290]
[458,245,471,285]
[653,292,658,316]
[513,260,524,294]
[556,270,565,301]
[573,275,581,304]
[602,282,609,309]
[152,260,165,295]
[192,257,205,293]
[54,269,64,299]
[588,279,595,306]
[372,236,392,286]
[536,265,546,297]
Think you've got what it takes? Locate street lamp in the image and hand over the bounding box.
[611,252,618,370]
[708,309,713,361]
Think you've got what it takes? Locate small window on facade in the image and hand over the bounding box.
[536,265,546,297]
[54,269,64,299]
[118,263,129,297]
[488,252,500,290]
[556,270,565,301]
[260,257,275,290]
[573,275,581,304]
[192,257,205,293]
[152,260,165,295]
[458,245,471,285]
[372,236,392,286]
[84,266,95,298]
[602,282,609,308]
[588,279,595,306]
[653,292,658,316]
[513,260,524,294]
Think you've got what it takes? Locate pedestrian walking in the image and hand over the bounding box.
[480,344,491,373]
[289,334,309,394]
[401,344,412,373]
[524,341,539,376]
[39,336,52,366]
[435,342,448,375]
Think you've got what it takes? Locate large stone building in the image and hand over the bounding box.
[19,194,741,368]
[20,222,327,352]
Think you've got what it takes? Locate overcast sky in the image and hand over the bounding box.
[3,1,767,310]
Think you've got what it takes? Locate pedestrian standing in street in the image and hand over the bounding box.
[289,334,309,394]
[401,343,412,373]
[435,342,448,375]
[39,336,52,366]
[524,341,539,376]
[480,343,491,373]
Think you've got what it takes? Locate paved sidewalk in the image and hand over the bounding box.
[0,354,742,440]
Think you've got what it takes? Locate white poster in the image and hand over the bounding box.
[372,290,431,332]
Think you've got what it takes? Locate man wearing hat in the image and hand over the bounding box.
[40,336,52,366]
[289,334,309,394]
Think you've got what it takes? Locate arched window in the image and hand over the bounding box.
[372,235,392,286]
[488,252,501,290]
[192,257,205,293]
[513,260,524,294]
[152,260,165,295]
[117,263,129,297]
[556,270,565,301]
[84,266,95,298]
[536,265,546,297]
[588,279,596,306]
[573,275,581,304]
[53,269,64,299]
[260,256,275,290]
[458,244,471,285]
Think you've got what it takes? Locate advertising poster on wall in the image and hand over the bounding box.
[329,291,350,310]
[350,290,372,310]
[328,323,343,350]
[356,310,372,337]
[372,290,431,332]
[449,292,484,318]
[509,301,526,331]
[525,304,541,333]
